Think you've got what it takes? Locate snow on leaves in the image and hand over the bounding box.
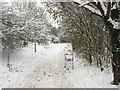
[1,1,57,49]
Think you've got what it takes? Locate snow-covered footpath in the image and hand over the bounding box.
[1,43,118,88]
[0,42,2,90]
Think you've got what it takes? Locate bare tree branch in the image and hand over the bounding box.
[106,2,111,20]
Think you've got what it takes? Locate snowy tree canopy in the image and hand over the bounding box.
[1,1,59,50]
[73,0,120,28]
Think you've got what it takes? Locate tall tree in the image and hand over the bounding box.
[73,0,120,85]
[1,1,57,70]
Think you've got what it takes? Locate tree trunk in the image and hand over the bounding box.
[89,54,92,65]
[118,52,120,82]
[35,43,36,53]
[7,47,10,67]
[112,30,120,85]
[104,18,120,85]
[112,52,120,85]
[7,46,11,71]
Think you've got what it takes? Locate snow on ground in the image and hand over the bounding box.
[2,43,118,88]
[0,32,2,90]
[0,43,2,90]
[2,43,65,88]
[63,57,117,88]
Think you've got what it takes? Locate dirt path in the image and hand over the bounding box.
[16,45,65,88]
